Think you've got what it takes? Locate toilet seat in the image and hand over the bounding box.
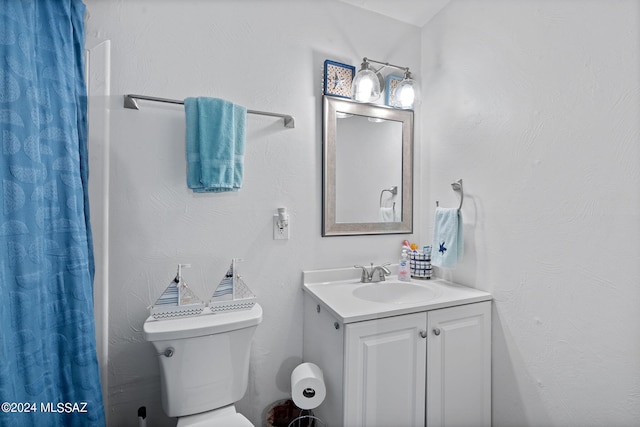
[176,405,253,427]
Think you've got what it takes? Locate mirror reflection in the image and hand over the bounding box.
[322,96,413,236]
[336,115,403,223]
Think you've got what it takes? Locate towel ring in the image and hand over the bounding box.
[379,186,398,208]
[436,179,463,211]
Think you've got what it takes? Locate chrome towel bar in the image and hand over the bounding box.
[123,94,295,128]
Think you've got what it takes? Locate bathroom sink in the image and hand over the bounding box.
[303,267,493,323]
[353,281,441,304]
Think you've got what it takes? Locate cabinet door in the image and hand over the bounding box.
[345,312,427,427]
[427,301,491,427]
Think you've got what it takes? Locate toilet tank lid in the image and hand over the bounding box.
[143,304,262,341]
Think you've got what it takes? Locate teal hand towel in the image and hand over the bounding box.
[185,97,247,192]
[432,207,463,268]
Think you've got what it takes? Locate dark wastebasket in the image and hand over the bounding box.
[264,399,324,427]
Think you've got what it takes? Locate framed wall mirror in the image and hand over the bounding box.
[322,96,414,236]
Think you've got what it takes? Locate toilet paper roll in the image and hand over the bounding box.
[291,362,326,410]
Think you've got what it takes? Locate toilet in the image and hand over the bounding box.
[143,304,263,426]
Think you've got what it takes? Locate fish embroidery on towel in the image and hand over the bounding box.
[439,241,447,255]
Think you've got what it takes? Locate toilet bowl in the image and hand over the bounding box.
[143,304,263,426]
[176,405,253,427]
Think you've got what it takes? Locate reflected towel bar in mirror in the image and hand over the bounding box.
[123,94,295,128]
[379,186,398,208]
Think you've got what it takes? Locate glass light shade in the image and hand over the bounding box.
[394,78,416,109]
[352,68,381,102]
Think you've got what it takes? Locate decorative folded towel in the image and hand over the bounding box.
[185,97,247,192]
[432,207,463,268]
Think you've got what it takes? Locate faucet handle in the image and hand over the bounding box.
[371,263,392,282]
[354,264,372,283]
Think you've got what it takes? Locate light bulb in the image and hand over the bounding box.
[352,63,381,102]
[392,69,418,109]
[395,78,415,109]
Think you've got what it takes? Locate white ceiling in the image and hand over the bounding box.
[338,0,450,28]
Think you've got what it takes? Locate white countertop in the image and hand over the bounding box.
[302,266,492,324]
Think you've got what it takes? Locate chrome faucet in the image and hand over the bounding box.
[371,264,391,282]
[354,263,391,283]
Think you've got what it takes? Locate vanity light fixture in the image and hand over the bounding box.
[352,59,382,102]
[351,57,417,108]
[395,69,417,109]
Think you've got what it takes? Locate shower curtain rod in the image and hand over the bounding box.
[123,94,295,128]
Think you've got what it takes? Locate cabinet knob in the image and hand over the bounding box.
[419,330,428,339]
[433,328,441,336]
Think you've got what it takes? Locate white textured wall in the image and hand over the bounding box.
[421,1,640,425]
[83,1,421,426]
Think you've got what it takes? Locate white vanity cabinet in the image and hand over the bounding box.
[344,311,427,426]
[302,293,491,427]
[426,301,492,427]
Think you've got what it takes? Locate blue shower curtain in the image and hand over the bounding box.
[0,1,105,426]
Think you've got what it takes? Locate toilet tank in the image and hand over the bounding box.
[144,304,263,417]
